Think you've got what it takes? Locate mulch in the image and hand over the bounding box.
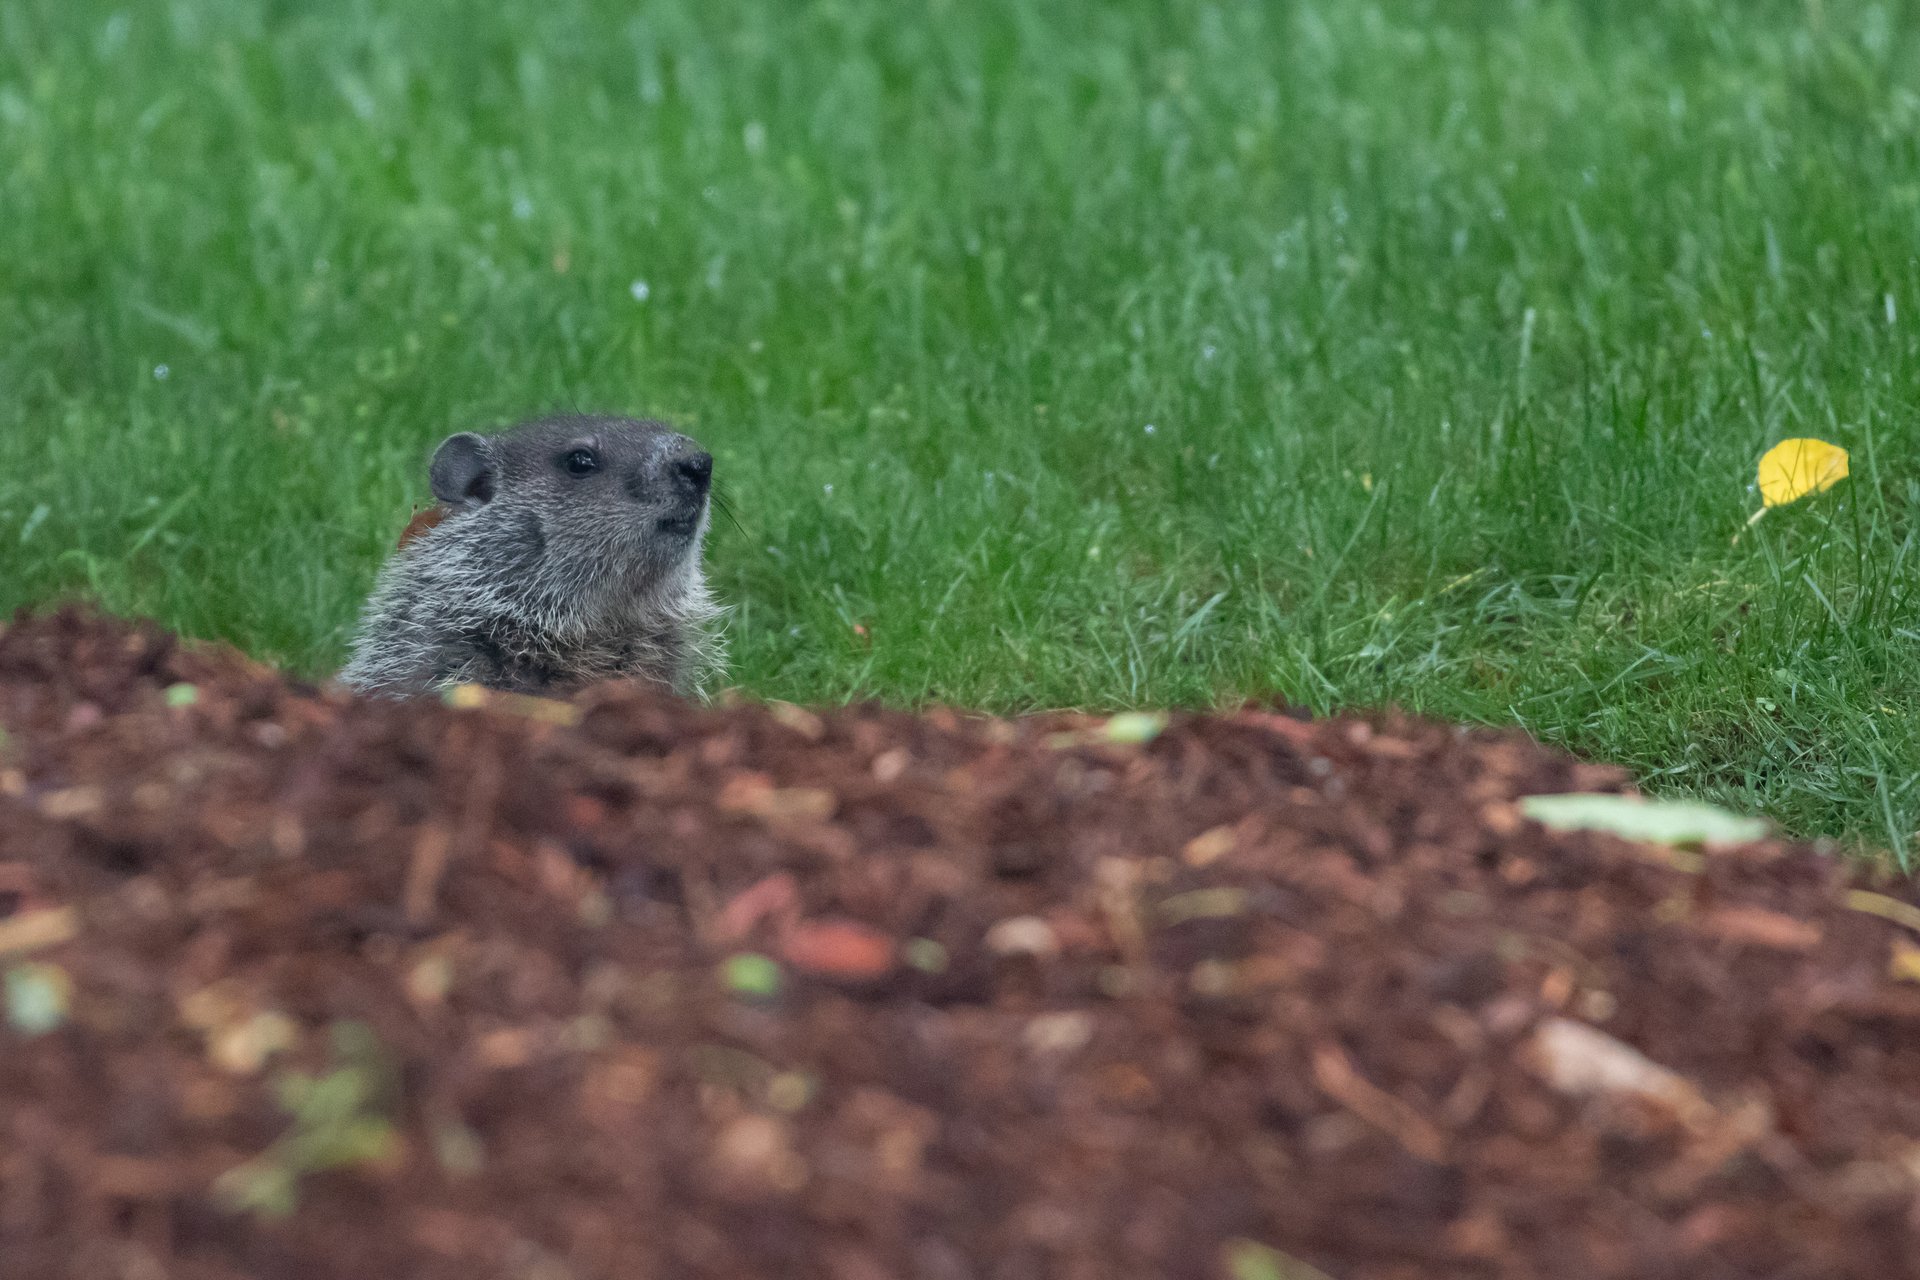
[2,606,1919,1280]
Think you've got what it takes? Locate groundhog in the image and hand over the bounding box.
[339,413,722,699]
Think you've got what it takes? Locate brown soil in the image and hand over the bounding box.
[2,607,1919,1280]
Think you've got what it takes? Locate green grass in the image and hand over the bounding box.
[4,0,1920,856]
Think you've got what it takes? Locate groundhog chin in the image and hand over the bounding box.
[653,494,711,543]
[620,504,709,578]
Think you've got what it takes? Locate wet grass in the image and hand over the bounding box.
[4,0,1920,856]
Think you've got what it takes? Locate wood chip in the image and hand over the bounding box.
[984,916,1059,959]
[1181,825,1237,867]
[767,702,827,740]
[37,787,102,820]
[713,872,802,944]
[0,906,78,957]
[1693,905,1822,951]
[779,918,896,980]
[1311,1042,1448,1164]
[717,775,836,822]
[403,825,453,926]
[1525,1017,1713,1127]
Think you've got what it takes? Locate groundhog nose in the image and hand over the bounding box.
[676,452,713,493]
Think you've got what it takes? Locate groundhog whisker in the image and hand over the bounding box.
[708,485,746,537]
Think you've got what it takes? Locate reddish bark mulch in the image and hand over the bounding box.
[2,607,1919,1280]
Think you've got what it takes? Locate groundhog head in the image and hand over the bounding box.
[426,414,714,598]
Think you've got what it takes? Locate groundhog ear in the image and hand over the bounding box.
[429,433,496,507]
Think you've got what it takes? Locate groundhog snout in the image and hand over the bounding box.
[623,450,712,508]
[674,451,713,495]
[639,447,713,534]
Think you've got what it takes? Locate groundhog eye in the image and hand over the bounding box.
[563,448,599,476]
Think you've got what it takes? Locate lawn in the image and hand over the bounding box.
[3,0,1919,855]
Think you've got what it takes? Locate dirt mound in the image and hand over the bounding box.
[2,607,1918,1280]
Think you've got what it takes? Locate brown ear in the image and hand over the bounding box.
[397,504,449,550]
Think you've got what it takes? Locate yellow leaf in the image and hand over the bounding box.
[441,684,489,709]
[1846,889,1920,935]
[1757,438,1849,508]
[1890,940,1920,984]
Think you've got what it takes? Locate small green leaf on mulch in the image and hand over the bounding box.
[1519,794,1766,846]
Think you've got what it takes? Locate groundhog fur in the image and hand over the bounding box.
[340,414,722,699]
